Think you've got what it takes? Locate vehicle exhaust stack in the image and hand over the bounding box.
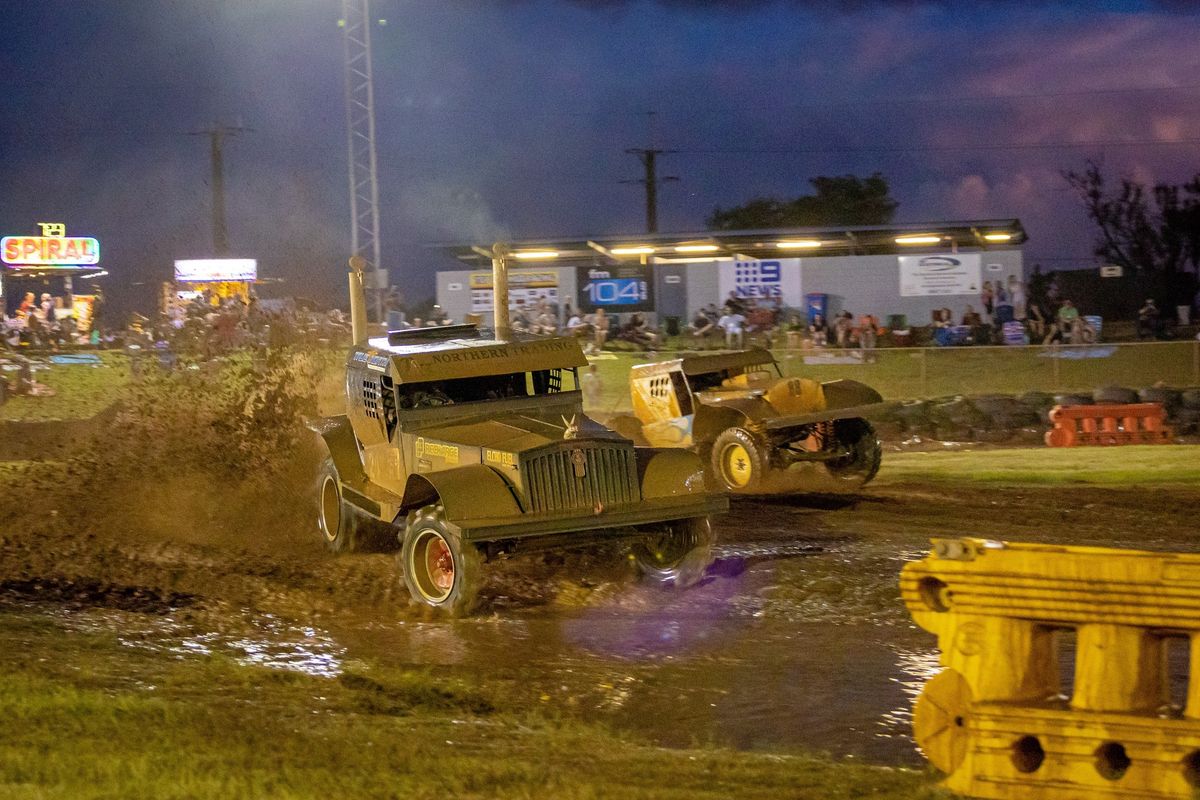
[347,255,368,345]
[491,242,511,341]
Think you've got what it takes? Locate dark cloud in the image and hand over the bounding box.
[551,0,1197,10]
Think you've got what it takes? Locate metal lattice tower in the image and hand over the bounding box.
[341,0,383,316]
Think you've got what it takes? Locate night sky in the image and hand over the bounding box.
[3,0,1200,314]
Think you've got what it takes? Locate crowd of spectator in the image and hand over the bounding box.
[1,290,98,350]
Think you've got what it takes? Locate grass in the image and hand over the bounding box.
[0,352,131,422]
[4,340,1197,422]
[583,340,1200,412]
[0,612,936,800]
[877,444,1200,486]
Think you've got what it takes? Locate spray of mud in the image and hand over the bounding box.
[0,350,406,620]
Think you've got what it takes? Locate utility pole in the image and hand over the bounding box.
[340,0,385,322]
[190,123,250,257]
[621,111,678,234]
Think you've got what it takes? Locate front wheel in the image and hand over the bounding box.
[632,517,715,588]
[399,505,484,616]
[824,419,882,488]
[317,457,362,553]
[710,427,770,493]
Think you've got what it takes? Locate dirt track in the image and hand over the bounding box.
[3,457,1197,764]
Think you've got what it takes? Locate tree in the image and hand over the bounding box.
[706,173,899,230]
[1064,161,1200,277]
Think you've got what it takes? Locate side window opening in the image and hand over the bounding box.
[670,371,694,416]
[381,376,398,438]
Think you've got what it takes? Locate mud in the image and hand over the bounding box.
[4,453,1199,765]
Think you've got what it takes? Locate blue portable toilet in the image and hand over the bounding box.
[805,292,828,324]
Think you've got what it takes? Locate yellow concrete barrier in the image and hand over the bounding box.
[901,537,1200,800]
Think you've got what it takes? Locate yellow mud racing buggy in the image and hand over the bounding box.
[610,349,884,495]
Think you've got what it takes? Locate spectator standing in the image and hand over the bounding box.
[593,308,608,352]
[980,281,995,324]
[994,282,1014,325]
[1137,298,1161,339]
[580,363,603,408]
[1009,276,1027,323]
[858,313,879,360]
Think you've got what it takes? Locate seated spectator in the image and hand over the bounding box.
[1137,298,1161,339]
[718,308,747,349]
[961,306,983,327]
[807,313,828,347]
[1026,300,1047,339]
[629,313,662,349]
[857,313,879,357]
[687,308,717,344]
[746,305,778,347]
[566,312,592,340]
[833,311,854,347]
[1043,299,1079,344]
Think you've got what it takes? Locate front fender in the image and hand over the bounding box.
[400,465,522,523]
[307,415,364,484]
[638,448,713,497]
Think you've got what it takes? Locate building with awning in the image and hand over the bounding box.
[1,224,108,321]
[433,219,1027,330]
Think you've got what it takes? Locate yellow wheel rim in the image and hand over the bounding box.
[410,530,455,603]
[720,442,753,488]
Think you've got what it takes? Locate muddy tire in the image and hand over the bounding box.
[711,427,770,493]
[399,505,483,616]
[1094,386,1137,405]
[824,418,882,487]
[317,457,363,553]
[632,517,714,589]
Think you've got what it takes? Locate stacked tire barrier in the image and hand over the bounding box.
[877,386,1200,444]
[902,537,1200,800]
[1044,403,1173,447]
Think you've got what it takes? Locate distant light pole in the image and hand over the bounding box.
[340,0,386,321]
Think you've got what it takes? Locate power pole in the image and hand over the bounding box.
[340,0,385,322]
[620,111,677,234]
[622,147,678,234]
[190,123,250,257]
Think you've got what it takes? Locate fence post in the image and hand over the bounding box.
[919,347,928,397]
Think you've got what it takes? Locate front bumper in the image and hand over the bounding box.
[459,493,728,543]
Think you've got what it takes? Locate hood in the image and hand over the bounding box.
[419,411,626,454]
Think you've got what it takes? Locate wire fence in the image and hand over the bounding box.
[589,340,1200,412]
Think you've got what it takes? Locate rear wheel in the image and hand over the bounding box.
[632,517,714,588]
[824,418,882,488]
[399,505,483,616]
[711,427,769,493]
[317,457,362,553]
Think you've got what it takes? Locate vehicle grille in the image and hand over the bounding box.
[522,443,638,513]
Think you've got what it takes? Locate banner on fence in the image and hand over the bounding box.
[899,254,981,297]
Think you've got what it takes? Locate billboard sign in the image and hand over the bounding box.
[718,258,802,306]
[576,265,653,313]
[469,270,558,313]
[2,235,100,266]
[898,254,981,297]
[174,259,258,282]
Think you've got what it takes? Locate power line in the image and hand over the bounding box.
[673,138,1200,156]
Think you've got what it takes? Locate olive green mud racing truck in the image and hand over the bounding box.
[609,348,885,495]
[309,252,727,614]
